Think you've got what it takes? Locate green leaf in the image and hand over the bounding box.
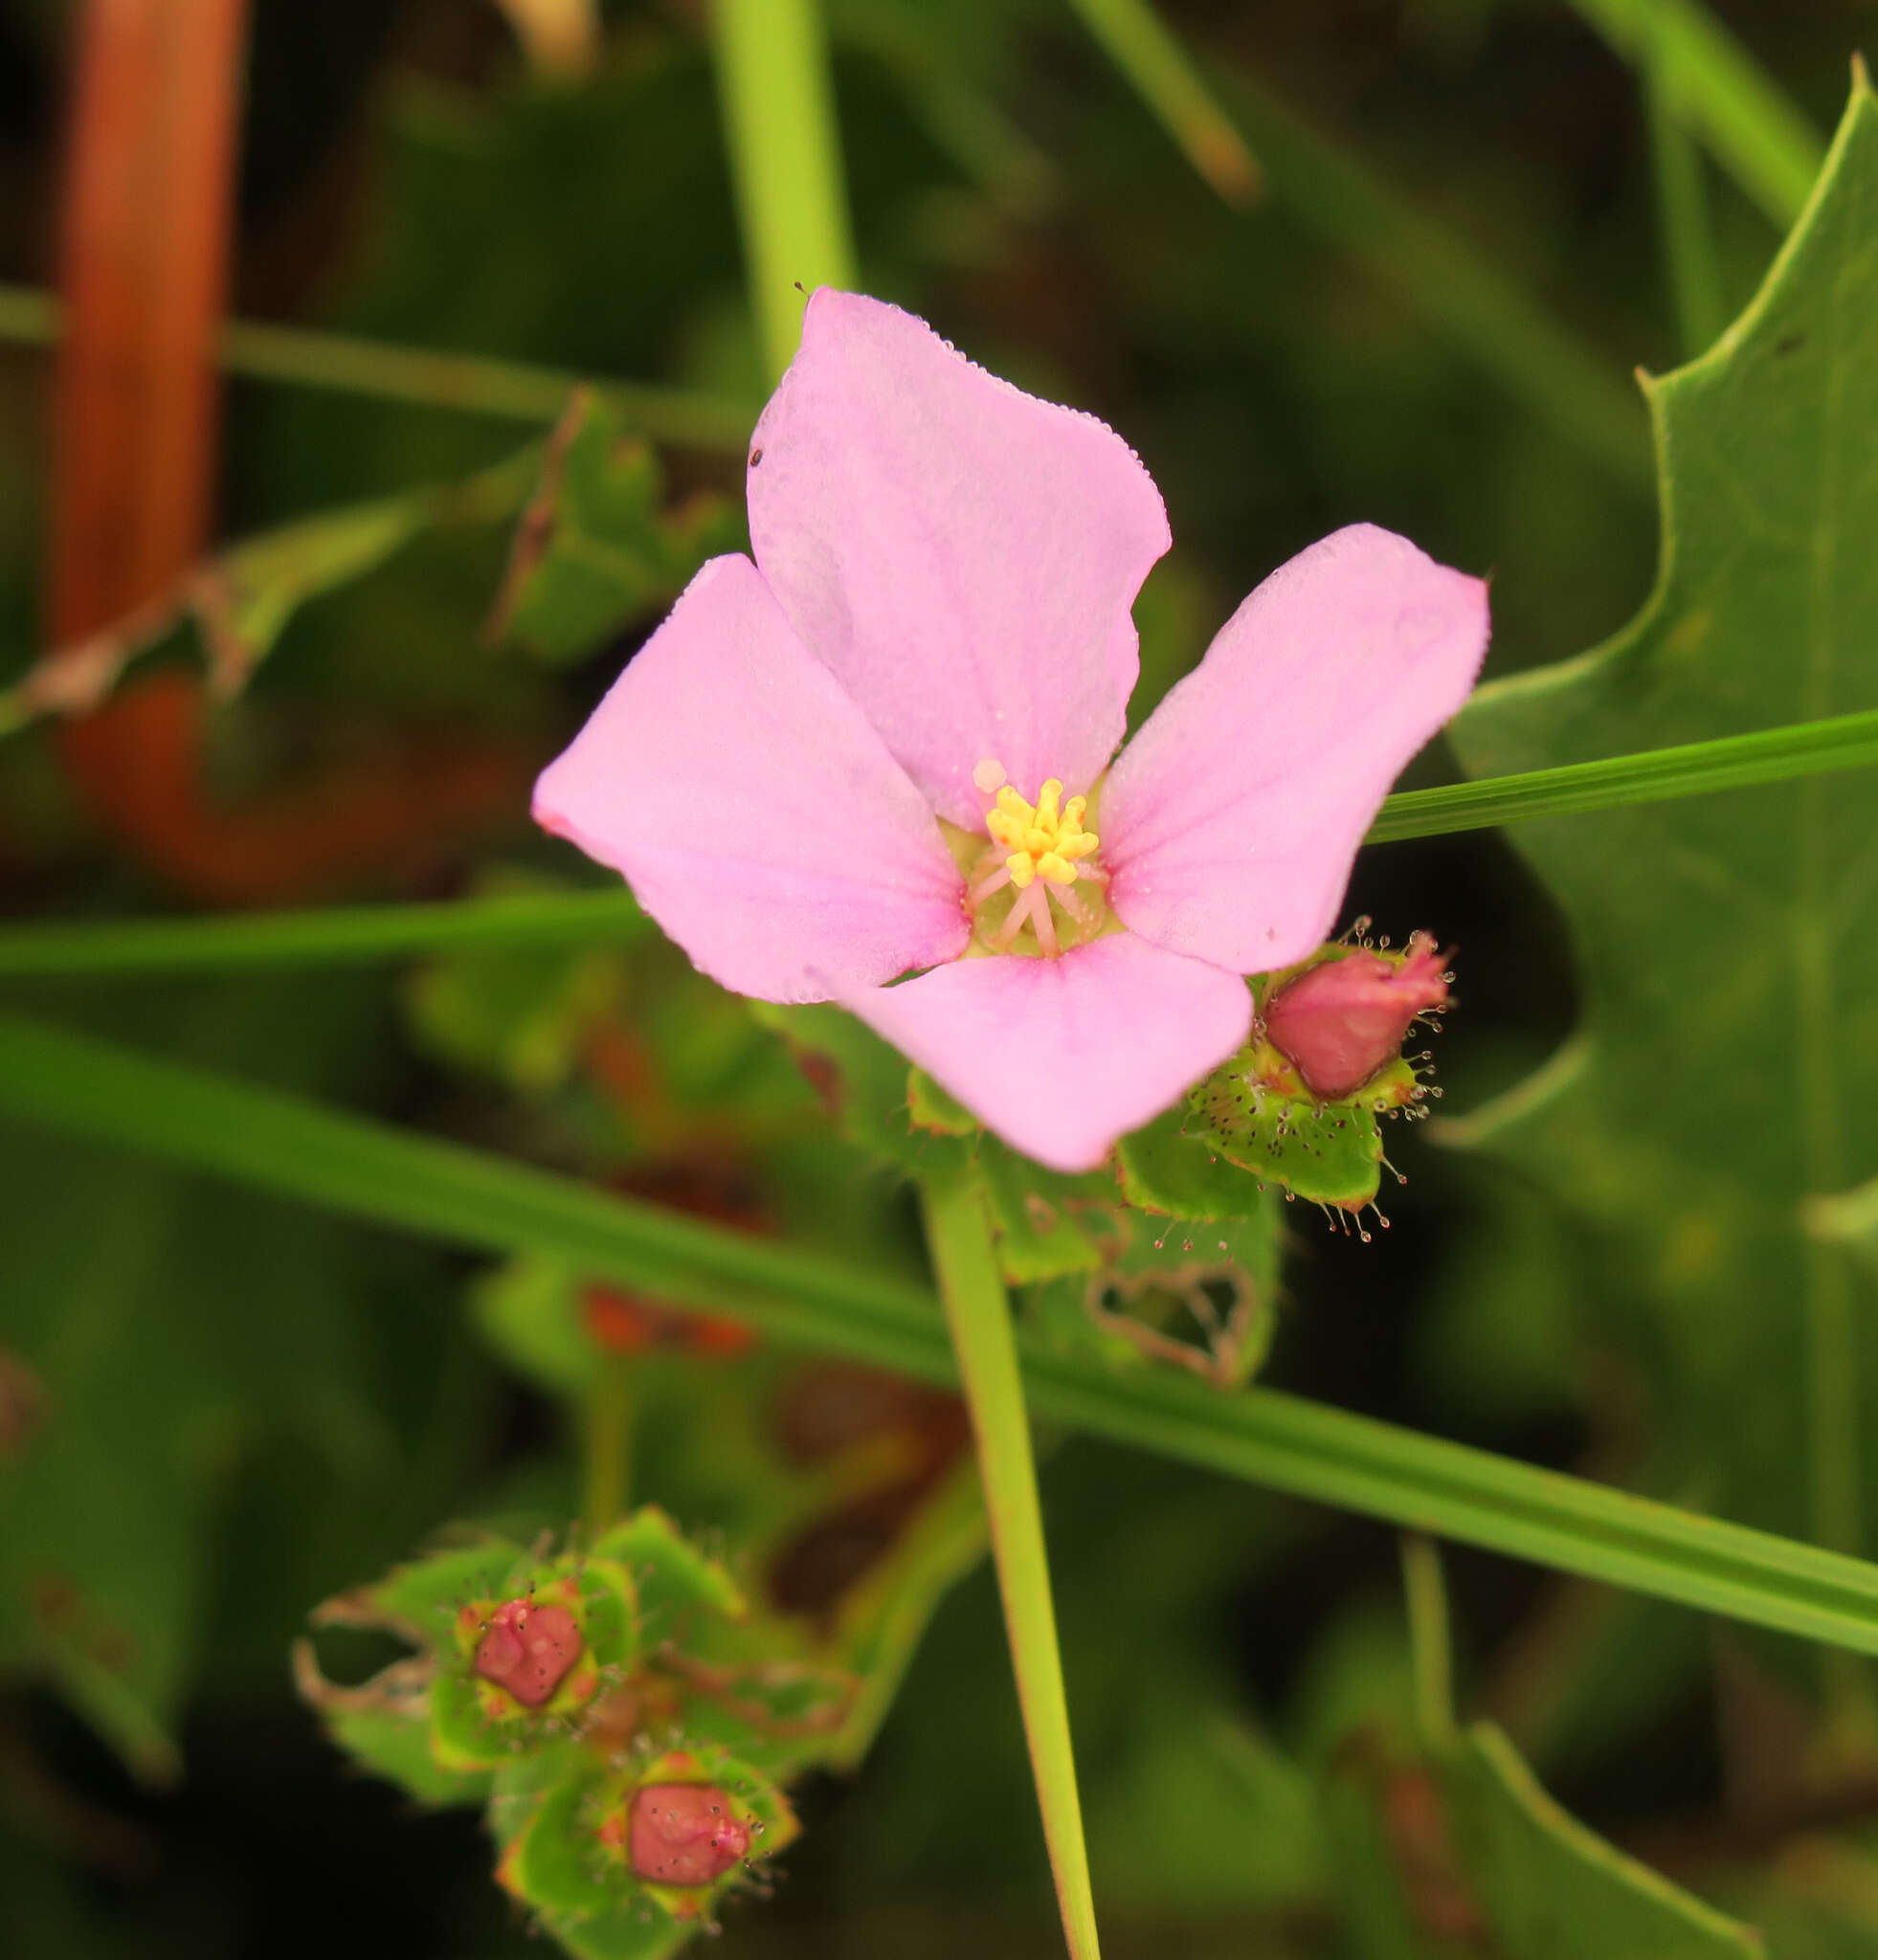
[592,1508,745,1641]
[291,1638,492,1808]
[0,449,537,736]
[1442,1722,1762,1958]
[468,1250,979,1771]
[0,981,399,1781]
[489,388,743,666]
[1115,1104,1267,1223]
[978,1136,1129,1285]
[1089,1701,1327,1914]
[753,1003,972,1180]
[403,872,631,1094]
[1024,1188,1281,1392]
[1445,71,1878,1549]
[1325,1719,1763,1959]
[1319,1585,1759,1960]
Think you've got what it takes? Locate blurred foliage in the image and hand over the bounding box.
[3,1,1878,1956]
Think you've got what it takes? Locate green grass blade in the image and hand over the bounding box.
[11,1011,1878,1657]
[1062,0,1259,203]
[0,281,758,450]
[4,706,1877,978]
[1564,0,1824,227]
[0,891,647,977]
[924,1171,1101,1959]
[712,0,859,380]
[1366,703,1878,843]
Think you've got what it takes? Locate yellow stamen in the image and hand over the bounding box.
[973,759,1103,937]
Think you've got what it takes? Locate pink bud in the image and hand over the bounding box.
[472,1598,582,1707]
[628,1783,750,1886]
[1263,933,1449,1101]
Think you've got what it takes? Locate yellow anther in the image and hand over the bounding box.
[973,761,1105,944]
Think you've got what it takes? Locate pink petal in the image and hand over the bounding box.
[835,934,1252,1173]
[533,554,968,1004]
[1101,525,1488,973]
[747,290,1172,828]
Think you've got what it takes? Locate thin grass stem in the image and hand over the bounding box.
[1062,0,1259,203]
[711,0,859,380]
[0,280,757,450]
[922,1169,1101,1960]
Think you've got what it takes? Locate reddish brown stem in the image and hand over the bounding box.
[46,0,529,902]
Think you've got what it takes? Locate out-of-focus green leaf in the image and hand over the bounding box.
[978,1137,1128,1285]
[1090,1696,1326,1914]
[0,449,537,738]
[1318,1603,1760,1958]
[753,1002,973,1181]
[470,1250,982,1771]
[1443,1722,1761,1957]
[0,982,397,1781]
[1327,1720,1763,1959]
[489,388,743,666]
[1446,73,1878,1545]
[404,871,631,1094]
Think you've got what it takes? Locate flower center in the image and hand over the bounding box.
[963,759,1110,958]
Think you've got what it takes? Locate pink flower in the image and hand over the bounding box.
[1262,932,1451,1101]
[534,292,1488,1173]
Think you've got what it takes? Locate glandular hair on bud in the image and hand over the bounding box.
[1263,932,1450,1101]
